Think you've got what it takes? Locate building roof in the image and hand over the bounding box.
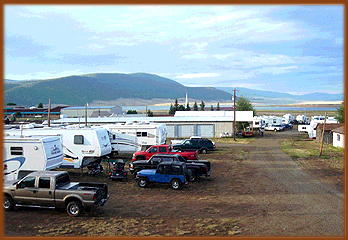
[331,126,344,134]
[63,106,118,110]
[316,123,344,131]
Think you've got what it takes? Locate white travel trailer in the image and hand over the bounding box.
[5,125,112,169]
[311,116,338,124]
[262,116,283,126]
[99,122,167,151]
[283,114,295,123]
[252,116,266,129]
[3,135,63,181]
[296,115,310,124]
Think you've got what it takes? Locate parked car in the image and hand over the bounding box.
[265,124,283,131]
[3,171,109,217]
[171,138,215,154]
[131,144,198,162]
[135,161,190,190]
[129,154,211,182]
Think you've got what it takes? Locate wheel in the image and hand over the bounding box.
[133,169,140,179]
[201,149,208,154]
[190,171,198,182]
[274,129,278,132]
[170,179,182,190]
[138,177,148,188]
[66,201,82,217]
[4,195,15,211]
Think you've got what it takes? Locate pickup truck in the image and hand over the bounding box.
[131,144,198,162]
[129,154,211,182]
[171,138,215,154]
[135,161,189,190]
[3,171,109,217]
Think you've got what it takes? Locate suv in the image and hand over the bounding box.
[135,161,189,190]
[171,138,215,154]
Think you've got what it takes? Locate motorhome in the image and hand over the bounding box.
[252,116,266,129]
[5,125,112,169]
[262,116,283,126]
[4,135,63,181]
[283,114,295,123]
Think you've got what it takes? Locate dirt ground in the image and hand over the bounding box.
[3,129,344,237]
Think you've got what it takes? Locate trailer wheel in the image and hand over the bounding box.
[4,195,15,211]
[67,201,82,217]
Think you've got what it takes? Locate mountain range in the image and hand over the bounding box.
[4,73,343,107]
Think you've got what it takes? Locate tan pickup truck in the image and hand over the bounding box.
[3,171,109,217]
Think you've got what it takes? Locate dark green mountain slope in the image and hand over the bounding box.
[5,73,233,106]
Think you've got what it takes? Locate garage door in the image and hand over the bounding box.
[196,124,215,138]
[166,125,175,138]
[177,125,194,138]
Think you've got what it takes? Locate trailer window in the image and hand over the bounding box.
[74,135,84,145]
[10,146,23,156]
[137,132,148,137]
[39,177,51,189]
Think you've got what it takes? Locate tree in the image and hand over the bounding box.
[236,96,256,115]
[37,102,43,108]
[216,102,220,111]
[7,102,16,106]
[14,111,21,118]
[126,110,138,114]
[147,109,154,117]
[193,102,198,111]
[174,98,179,111]
[169,104,176,115]
[336,101,344,123]
[235,96,256,130]
[200,100,205,111]
[185,103,191,111]
[178,105,185,111]
[210,105,214,111]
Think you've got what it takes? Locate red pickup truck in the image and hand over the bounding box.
[132,145,198,162]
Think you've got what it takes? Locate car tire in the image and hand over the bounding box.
[170,179,182,190]
[274,129,278,132]
[138,177,148,188]
[133,169,140,178]
[4,195,15,211]
[190,171,198,182]
[201,149,208,154]
[67,201,82,217]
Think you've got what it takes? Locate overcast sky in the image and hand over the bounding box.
[5,5,344,95]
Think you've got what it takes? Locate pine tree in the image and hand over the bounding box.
[193,102,198,111]
[200,100,205,111]
[210,105,214,111]
[217,102,220,111]
[186,102,191,111]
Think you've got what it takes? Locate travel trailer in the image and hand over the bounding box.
[283,114,295,123]
[296,115,310,124]
[262,116,283,126]
[5,125,112,169]
[252,116,266,129]
[99,122,167,151]
[3,135,63,181]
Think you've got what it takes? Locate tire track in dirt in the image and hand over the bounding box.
[237,130,344,236]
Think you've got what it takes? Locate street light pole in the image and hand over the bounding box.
[233,89,236,141]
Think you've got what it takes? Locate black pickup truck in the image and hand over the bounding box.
[129,154,211,182]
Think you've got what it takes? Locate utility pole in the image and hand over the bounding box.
[319,112,327,156]
[47,98,51,127]
[233,89,236,141]
[85,103,88,127]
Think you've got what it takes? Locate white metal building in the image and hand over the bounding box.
[61,106,122,118]
[52,110,254,138]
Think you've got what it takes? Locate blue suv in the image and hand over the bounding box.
[135,161,189,190]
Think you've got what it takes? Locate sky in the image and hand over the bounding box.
[5,5,344,95]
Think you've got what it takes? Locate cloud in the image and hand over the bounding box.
[175,73,221,79]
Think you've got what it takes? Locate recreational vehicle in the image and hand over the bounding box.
[296,115,310,124]
[99,122,167,151]
[252,116,266,129]
[5,125,112,169]
[283,114,295,123]
[4,135,63,181]
[262,116,283,126]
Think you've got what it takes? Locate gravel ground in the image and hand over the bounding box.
[4,129,344,237]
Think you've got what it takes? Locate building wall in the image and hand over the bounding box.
[61,107,122,118]
[333,132,345,148]
[166,122,233,138]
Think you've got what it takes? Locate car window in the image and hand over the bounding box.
[159,147,167,152]
[18,176,36,188]
[39,177,51,189]
[177,156,185,162]
[151,156,162,164]
[171,165,181,174]
[148,147,157,153]
[162,157,173,162]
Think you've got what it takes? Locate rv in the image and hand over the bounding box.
[296,115,310,124]
[99,122,167,151]
[262,116,283,126]
[283,114,295,123]
[252,116,266,129]
[5,125,112,169]
[4,135,63,181]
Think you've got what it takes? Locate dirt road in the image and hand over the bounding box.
[4,129,344,236]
